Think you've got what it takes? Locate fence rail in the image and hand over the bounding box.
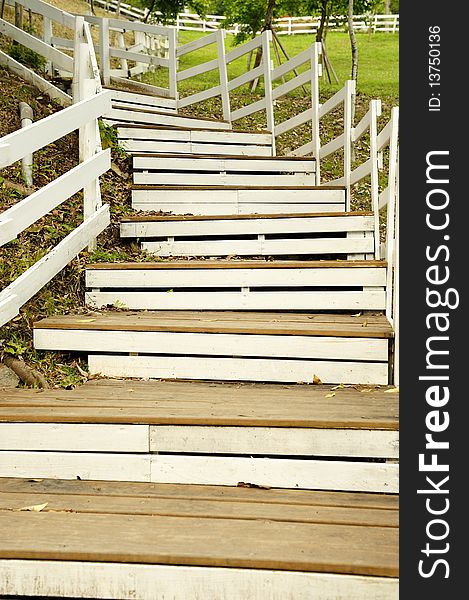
[0,3,112,328]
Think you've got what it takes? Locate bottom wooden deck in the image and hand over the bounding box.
[0,478,398,599]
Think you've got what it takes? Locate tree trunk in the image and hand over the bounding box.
[348,0,358,81]
[385,0,391,14]
[15,3,23,29]
[316,0,329,43]
[143,0,156,23]
[263,0,277,30]
[116,0,121,18]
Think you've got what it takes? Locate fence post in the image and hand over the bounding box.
[311,42,321,185]
[168,27,178,99]
[117,31,128,74]
[43,16,53,75]
[369,99,381,259]
[261,30,275,155]
[100,17,111,85]
[73,15,102,252]
[216,29,230,123]
[343,79,355,209]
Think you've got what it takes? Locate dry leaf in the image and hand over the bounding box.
[331,383,347,391]
[325,392,336,398]
[352,312,362,317]
[312,374,323,385]
[384,387,399,394]
[17,502,48,512]
[77,318,96,323]
[362,320,368,327]
[360,388,373,393]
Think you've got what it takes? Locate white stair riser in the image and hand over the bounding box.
[106,108,232,130]
[134,173,316,186]
[33,329,389,362]
[0,423,398,458]
[88,355,389,385]
[133,156,316,173]
[85,290,386,311]
[120,215,374,238]
[108,88,178,110]
[123,140,273,156]
[120,129,268,144]
[86,267,386,288]
[131,188,346,214]
[140,237,374,257]
[0,451,398,493]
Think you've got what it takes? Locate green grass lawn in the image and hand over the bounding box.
[148,30,398,101]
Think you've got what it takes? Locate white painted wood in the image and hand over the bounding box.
[112,100,175,114]
[168,28,178,98]
[121,129,268,145]
[0,206,110,327]
[86,266,386,288]
[109,109,231,129]
[107,18,170,37]
[320,133,345,159]
[132,156,315,173]
[275,108,313,136]
[120,215,373,238]
[0,423,149,452]
[133,173,315,186]
[110,76,172,99]
[0,93,111,169]
[0,560,399,600]
[177,58,219,82]
[217,29,231,122]
[12,0,76,29]
[88,355,389,385]
[35,329,389,362]
[110,47,169,68]
[151,455,398,493]
[100,18,111,86]
[318,85,347,119]
[176,31,218,57]
[225,35,263,63]
[191,130,270,144]
[150,426,399,458]
[124,141,272,156]
[0,18,73,72]
[108,89,176,109]
[227,65,264,92]
[0,50,72,107]
[271,46,312,80]
[177,86,223,108]
[141,237,375,257]
[132,201,344,216]
[231,98,268,122]
[0,150,110,246]
[273,69,311,100]
[0,452,150,481]
[85,290,386,311]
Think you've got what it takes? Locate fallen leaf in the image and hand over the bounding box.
[77,318,96,323]
[384,387,399,394]
[362,320,368,327]
[325,392,336,398]
[360,388,373,393]
[312,374,322,385]
[352,312,362,317]
[331,383,347,391]
[17,502,48,512]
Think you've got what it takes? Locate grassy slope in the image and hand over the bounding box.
[0,14,398,387]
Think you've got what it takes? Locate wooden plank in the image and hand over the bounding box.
[151,455,398,493]
[0,150,110,246]
[0,511,398,574]
[85,290,386,311]
[0,93,111,168]
[133,173,314,186]
[0,560,399,600]
[0,557,398,599]
[150,426,398,458]
[34,329,389,361]
[231,99,268,122]
[141,237,375,257]
[176,32,218,57]
[0,423,149,452]
[34,310,393,337]
[0,50,71,107]
[132,155,315,172]
[0,452,150,481]
[121,211,369,222]
[177,59,219,81]
[109,47,168,68]
[106,88,176,110]
[108,109,231,130]
[177,86,222,108]
[88,355,389,385]
[271,47,312,80]
[0,477,399,509]
[0,491,397,527]
[132,199,344,214]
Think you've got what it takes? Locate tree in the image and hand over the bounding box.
[138,0,209,23]
[347,0,358,81]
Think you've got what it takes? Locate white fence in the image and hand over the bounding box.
[0,1,111,328]
[85,1,399,34]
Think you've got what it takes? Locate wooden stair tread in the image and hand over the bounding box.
[131,152,314,160]
[116,123,270,134]
[121,211,372,222]
[86,260,386,269]
[0,477,398,509]
[34,311,394,338]
[0,514,399,577]
[104,84,175,100]
[0,381,398,429]
[132,184,345,191]
[112,105,230,124]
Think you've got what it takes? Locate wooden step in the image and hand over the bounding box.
[120,212,374,258]
[0,380,398,492]
[105,107,233,131]
[132,154,317,187]
[131,185,346,214]
[117,126,273,156]
[104,88,178,115]
[0,478,398,599]
[84,260,387,311]
[33,311,393,385]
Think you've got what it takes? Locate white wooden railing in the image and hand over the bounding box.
[0,3,112,328]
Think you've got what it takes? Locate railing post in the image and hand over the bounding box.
[168,27,178,99]
[261,30,275,155]
[73,15,102,252]
[369,99,381,259]
[311,42,321,185]
[343,79,355,209]
[43,16,53,75]
[216,29,230,123]
[100,17,111,85]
